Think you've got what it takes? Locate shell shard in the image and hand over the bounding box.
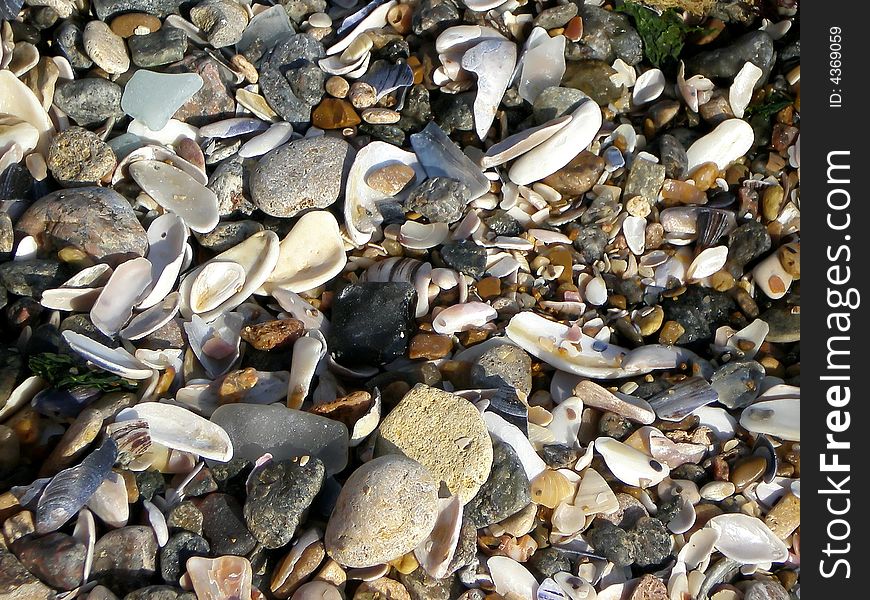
[462,39,517,140]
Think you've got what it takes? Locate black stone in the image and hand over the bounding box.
[586,520,635,567]
[92,0,182,19]
[688,31,775,83]
[199,493,257,556]
[440,240,486,278]
[527,546,572,580]
[433,93,474,134]
[629,516,672,567]
[598,411,633,440]
[572,224,608,263]
[727,220,771,269]
[128,27,187,67]
[661,285,736,344]
[484,210,523,237]
[465,441,530,528]
[244,458,325,549]
[329,282,417,366]
[55,21,92,70]
[159,532,210,584]
[135,470,165,502]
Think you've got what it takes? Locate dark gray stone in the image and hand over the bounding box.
[759,306,800,343]
[91,526,158,595]
[688,31,775,84]
[624,157,666,203]
[195,220,263,253]
[404,177,469,224]
[629,516,672,567]
[12,532,85,590]
[661,285,736,344]
[572,224,608,263]
[587,520,635,567]
[579,5,643,65]
[527,546,572,580]
[128,27,187,67]
[563,60,625,105]
[728,220,772,268]
[53,78,123,127]
[532,86,589,124]
[465,441,530,528]
[199,493,256,556]
[658,134,688,180]
[0,260,68,299]
[440,241,486,279]
[484,210,523,237]
[433,93,474,134]
[259,33,325,125]
[244,458,325,548]
[159,532,209,584]
[92,0,182,19]
[165,501,204,535]
[55,21,92,70]
[533,4,578,29]
[412,0,460,36]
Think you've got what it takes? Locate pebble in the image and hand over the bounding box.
[629,574,669,600]
[688,30,775,83]
[122,586,195,600]
[325,76,349,99]
[542,151,606,197]
[83,20,130,74]
[169,55,234,125]
[361,107,401,125]
[198,493,256,556]
[0,259,68,298]
[377,384,493,503]
[53,78,123,127]
[259,33,325,124]
[91,526,158,595]
[12,532,86,590]
[159,532,209,584]
[110,13,161,37]
[625,157,666,204]
[408,333,453,360]
[661,286,735,344]
[728,220,772,269]
[47,126,116,186]
[440,240,487,278]
[465,440,531,527]
[311,98,361,129]
[366,163,416,196]
[563,60,624,105]
[128,28,187,68]
[0,551,53,600]
[579,4,642,65]
[471,344,532,400]
[533,4,578,29]
[190,0,249,48]
[250,136,355,218]
[325,455,438,568]
[328,282,416,366]
[55,21,93,69]
[532,86,588,124]
[244,458,325,549]
[744,581,790,600]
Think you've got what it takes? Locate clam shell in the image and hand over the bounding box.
[708,513,789,564]
[129,160,219,234]
[648,377,718,422]
[184,312,244,379]
[62,330,154,379]
[573,466,618,516]
[546,396,583,449]
[239,122,295,158]
[85,471,128,528]
[287,333,326,409]
[36,437,118,534]
[415,495,463,579]
[344,142,426,245]
[594,437,669,488]
[632,68,665,105]
[729,62,764,119]
[0,70,54,156]
[271,288,330,333]
[0,375,45,421]
[121,292,181,341]
[90,257,154,337]
[113,144,207,186]
[263,211,347,293]
[190,262,247,314]
[739,398,799,441]
[573,380,655,424]
[678,527,720,571]
[435,25,506,55]
[686,246,728,281]
[530,469,574,509]
[144,499,169,546]
[686,119,754,172]
[116,402,233,462]
[327,0,395,55]
[399,221,450,249]
[138,213,188,309]
[488,556,539,600]
[462,39,517,140]
[432,302,497,334]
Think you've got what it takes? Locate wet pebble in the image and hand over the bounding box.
[198,492,256,556]
[11,532,85,590]
[158,531,209,584]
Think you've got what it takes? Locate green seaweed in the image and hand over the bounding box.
[616,2,698,68]
[29,352,137,392]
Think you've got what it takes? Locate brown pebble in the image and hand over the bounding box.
[476,277,501,300]
[348,82,377,109]
[408,333,453,360]
[731,455,766,491]
[325,75,349,99]
[689,162,719,191]
[312,98,361,129]
[361,107,401,124]
[240,318,305,351]
[354,577,412,600]
[564,16,583,42]
[765,492,800,539]
[309,391,374,429]
[110,13,161,38]
[761,184,784,221]
[710,270,735,291]
[176,137,206,172]
[365,163,416,196]
[637,306,664,337]
[541,151,606,197]
[271,541,326,598]
[3,510,35,545]
[711,455,730,481]
[217,368,259,404]
[778,242,800,279]
[658,321,685,345]
[231,54,258,83]
[386,4,413,35]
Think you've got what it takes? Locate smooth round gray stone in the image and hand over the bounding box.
[325,455,438,568]
[53,78,124,127]
[250,136,355,218]
[688,30,775,83]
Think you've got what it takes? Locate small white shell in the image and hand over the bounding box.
[432,302,497,334]
[415,495,463,579]
[90,257,153,337]
[686,119,754,172]
[190,262,247,314]
[632,68,665,105]
[708,513,790,564]
[594,436,669,488]
[138,213,188,310]
[573,466,618,516]
[399,221,451,249]
[729,62,764,119]
[739,398,799,441]
[62,330,154,380]
[686,246,728,281]
[488,556,539,600]
[129,160,219,234]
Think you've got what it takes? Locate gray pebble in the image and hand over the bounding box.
[405,177,469,224]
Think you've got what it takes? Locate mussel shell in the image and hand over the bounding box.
[710,361,764,409]
[32,385,102,418]
[648,377,718,422]
[752,434,779,484]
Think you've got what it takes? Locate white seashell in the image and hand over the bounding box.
[484,411,547,480]
[58,331,152,385]
[462,0,508,11]
[481,116,572,169]
[538,577,568,600]
[435,25,505,54]
[431,268,460,289]
[488,556,539,600]
[399,221,451,249]
[344,142,426,245]
[724,319,769,359]
[184,312,244,379]
[327,0,396,55]
[349,389,381,447]
[678,528,719,571]
[0,116,39,157]
[583,276,607,306]
[739,398,799,441]
[667,495,696,534]
[751,252,792,299]
[509,99,602,186]
[699,481,735,502]
[112,144,207,186]
[129,160,219,234]
[90,257,154,337]
[572,467,618,516]
[686,119,754,172]
[547,396,583,449]
[432,302,497,334]
[263,211,347,294]
[594,437,669,488]
[415,495,463,579]
[271,288,330,333]
[319,51,368,76]
[551,502,586,536]
[686,246,728,281]
[41,287,103,312]
[677,61,714,113]
[138,213,188,309]
[0,376,46,421]
[611,58,636,89]
[554,572,597,600]
[0,70,55,156]
[85,471,128,528]
[144,499,169,546]
[622,216,646,255]
[461,39,517,140]
[729,62,764,119]
[573,381,655,424]
[116,402,233,462]
[239,122,294,158]
[287,334,326,409]
[632,68,665,105]
[127,119,199,146]
[72,509,95,583]
[692,406,737,441]
[517,31,566,104]
[180,231,280,321]
[708,513,789,564]
[121,292,181,341]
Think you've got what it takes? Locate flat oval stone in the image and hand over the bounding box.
[325,455,438,568]
[129,160,219,233]
[83,20,130,74]
[110,13,162,38]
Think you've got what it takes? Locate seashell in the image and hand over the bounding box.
[462,39,517,140]
[345,142,426,245]
[0,70,55,156]
[264,211,347,293]
[729,62,764,119]
[272,288,330,333]
[710,360,764,409]
[112,144,207,186]
[121,293,181,342]
[180,231,280,321]
[190,262,247,315]
[399,221,450,249]
[488,556,539,600]
[184,312,244,379]
[573,380,655,424]
[708,513,789,564]
[573,466,618,516]
[287,333,326,409]
[530,469,574,509]
[410,122,490,199]
[199,117,269,139]
[739,398,799,441]
[432,302,497,334]
[116,402,233,462]
[551,502,587,536]
[538,577,568,600]
[0,376,46,421]
[435,25,505,55]
[686,246,728,281]
[32,386,101,419]
[72,508,96,582]
[127,118,200,146]
[594,436,669,488]
[415,495,462,579]
[144,499,169,546]
[137,213,188,310]
[328,0,396,55]
[622,216,645,255]
[686,119,754,172]
[751,252,792,300]
[648,377,718,422]
[187,556,253,600]
[677,61,714,113]
[85,471,128,528]
[0,116,38,157]
[509,99,602,186]
[547,396,583,449]
[90,257,153,337]
[481,115,571,169]
[632,68,665,105]
[361,61,414,102]
[695,209,734,249]
[553,573,597,600]
[517,31,566,104]
[175,370,290,416]
[36,437,118,534]
[723,320,769,360]
[106,419,152,466]
[484,411,547,480]
[463,0,509,11]
[129,160,219,234]
[62,331,154,379]
[666,495,696,534]
[319,51,369,76]
[239,122,295,158]
[678,528,720,570]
